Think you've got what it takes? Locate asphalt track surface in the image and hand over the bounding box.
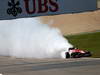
[0,56,100,75]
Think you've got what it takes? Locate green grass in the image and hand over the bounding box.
[65,32,100,58]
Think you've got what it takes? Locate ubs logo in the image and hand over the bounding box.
[6,0,59,17]
[7,0,22,17]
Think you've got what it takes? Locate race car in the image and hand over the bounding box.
[65,47,92,58]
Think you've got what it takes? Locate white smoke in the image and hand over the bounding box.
[0,17,73,58]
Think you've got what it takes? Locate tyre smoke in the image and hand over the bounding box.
[0,17,73,58]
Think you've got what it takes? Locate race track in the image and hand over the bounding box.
[0,56,100,75]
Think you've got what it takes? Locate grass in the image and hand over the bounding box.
[64,32,100,58]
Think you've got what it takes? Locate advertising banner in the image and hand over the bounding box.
[0,0,97,20]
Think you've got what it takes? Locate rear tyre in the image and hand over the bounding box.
[65,52,70,58]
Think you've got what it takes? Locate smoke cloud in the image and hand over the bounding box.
[0,17,73,58]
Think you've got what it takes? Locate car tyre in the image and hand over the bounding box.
[65,52,70,58]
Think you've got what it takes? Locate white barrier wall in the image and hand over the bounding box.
[97,0,100,8]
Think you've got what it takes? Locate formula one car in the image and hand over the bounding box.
[65,47,92,58]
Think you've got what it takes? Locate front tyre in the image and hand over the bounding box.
[83,51,92,57]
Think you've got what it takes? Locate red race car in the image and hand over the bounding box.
[65,47,92,58]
